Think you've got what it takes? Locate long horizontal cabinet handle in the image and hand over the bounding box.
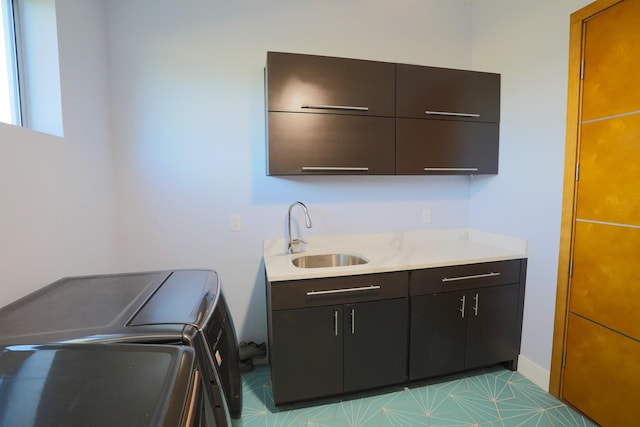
[442,272,501,282]
[301,104,370,112]
[302,166,370,172]
[424,110,480,118]
[423,167,479,172]
[307,285,381,296]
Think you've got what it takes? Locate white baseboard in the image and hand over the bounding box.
[517,355,550,391]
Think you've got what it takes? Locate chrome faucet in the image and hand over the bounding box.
[287,201,312,254]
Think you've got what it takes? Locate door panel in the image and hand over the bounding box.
[576,114,640,225]
[409,292,465,380]
[558,0,640,422]
[465,285,519,369]
[343,299,408,392]
[271,306,343,404]
[267,51,396,117]
[581,0,640,121]
[396,119,499,175]
[396,64,500,122]
[570,221,640,339]
[268,112,395,175]
[564,313,640,427]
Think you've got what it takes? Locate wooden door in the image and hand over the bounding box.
[552,1,640,425]
[267,112,396,175]
[465,285,519,370]
[409,291,466,380]
[266,51,396,117]
[396,119,499,174]
[396,64,500,122]
[270,305,343,405]
[343,299,408,392]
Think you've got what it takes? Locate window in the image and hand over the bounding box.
[1,0,63,136]
[1,0,21,126]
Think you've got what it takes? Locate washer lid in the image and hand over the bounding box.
[0,271,168,344]
[130,270,219,327]
[0,343,197,427]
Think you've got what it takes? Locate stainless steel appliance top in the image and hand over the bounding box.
[0,343,198,427]
[0,269,220,346]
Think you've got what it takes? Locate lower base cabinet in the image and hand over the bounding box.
[267,259,526,407]
[409,284,520,380]
[270,298,408,405]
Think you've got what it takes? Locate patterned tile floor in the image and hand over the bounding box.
[233,366,597,427]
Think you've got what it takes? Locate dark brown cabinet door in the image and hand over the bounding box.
[396,64,500,122]
[267,51,395,117]
[270,306,343,405]
[409,291,466,380]
[268,112,396,175]
[343,299,408,392]
[396,119,499,174]
[465,284,519,369]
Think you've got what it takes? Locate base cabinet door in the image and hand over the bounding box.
[409,292,466,380]
[343,298,408,392]
[410,285,521,380]
[465,284,519,369]
[271,306,343,404]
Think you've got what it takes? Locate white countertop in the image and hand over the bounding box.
[263,228,528,282]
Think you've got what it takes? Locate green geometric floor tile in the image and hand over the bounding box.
[335,390,417,426]
[233,366,597,427]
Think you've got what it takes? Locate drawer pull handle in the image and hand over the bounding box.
[302,166,370,172]
[423,167,479,172]
[302,104,369,112]
[334,310,339,336]
[442,272,501,282]
[307,285,381,296]
[460,295,466,318]
[424,110,480,118]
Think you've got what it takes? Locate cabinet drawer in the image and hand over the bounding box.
[267,51,395,117]
[396,64,500,122]
[396,119,499,175]
[271,271,408,310]
[268,112,395,175]
[410,260,521,296]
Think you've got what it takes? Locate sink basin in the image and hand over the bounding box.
[291,253,368,269]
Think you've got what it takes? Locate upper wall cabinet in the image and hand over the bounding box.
[265,52,501,176]
[396,64,501,175]
[267,51,396,117]
[266,51,396,176]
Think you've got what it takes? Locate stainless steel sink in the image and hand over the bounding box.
[291,253,368,269]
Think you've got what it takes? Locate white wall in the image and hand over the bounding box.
[106,0,476,342]
[0,0,118,307]
[469,0,591,382]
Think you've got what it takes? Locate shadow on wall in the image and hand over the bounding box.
[240,257,269,343]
